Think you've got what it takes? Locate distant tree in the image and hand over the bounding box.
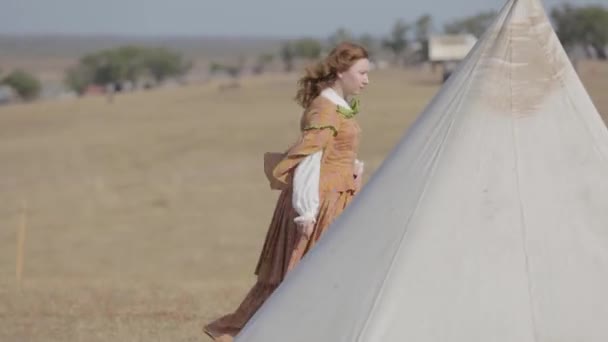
[253,53,275,74]
[71,47,139,86]
[89,53,122,86]
[142,47,192,82]
[414,14,433,62]
[209,57,244,80]
[577,6,608,59]
[550,4,580,54]
[224,65,242,78]
[209,57,244,91]
[382,19,411,65]
[2,69,41,101]
[293,38,323,60]
[357,34,378,60]
[209,62,224,75]
[328,28,354,47]
[65,65,94,95]
[551,5,608,60]
[112,45,146,82]
[280,42,295,72]
[444,10,497,38]
[64,45,191,93]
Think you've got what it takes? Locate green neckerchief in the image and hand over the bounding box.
[336,97,360,119]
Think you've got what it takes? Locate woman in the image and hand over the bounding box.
[204,42,370,341]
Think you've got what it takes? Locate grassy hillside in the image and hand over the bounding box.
[0,63,606,341]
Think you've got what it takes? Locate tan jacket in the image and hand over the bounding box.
[267,95,361,194]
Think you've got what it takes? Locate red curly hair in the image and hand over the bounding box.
[295,42,369,108]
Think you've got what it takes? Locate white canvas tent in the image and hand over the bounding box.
[237,0,608,340]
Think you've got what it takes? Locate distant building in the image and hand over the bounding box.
[429,34,478,82]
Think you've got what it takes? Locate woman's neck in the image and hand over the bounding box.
[330,84,346,100]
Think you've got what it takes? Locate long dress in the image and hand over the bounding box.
[204,89,363,340]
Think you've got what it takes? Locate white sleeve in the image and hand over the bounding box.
[354,159,365,177]
[292,151,322,224]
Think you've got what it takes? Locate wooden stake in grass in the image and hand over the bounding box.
[16,200,27,292]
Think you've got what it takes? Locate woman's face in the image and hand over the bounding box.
[338,58,370,97]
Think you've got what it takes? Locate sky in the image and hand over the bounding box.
[0,0,604,37]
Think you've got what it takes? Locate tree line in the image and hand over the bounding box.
[209,4,607,78]
[64,45,193,94]
[1,3,605,102]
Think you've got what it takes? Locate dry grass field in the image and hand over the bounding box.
[0,62,606,341]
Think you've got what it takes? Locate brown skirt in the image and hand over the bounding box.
[204,187,354,340]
